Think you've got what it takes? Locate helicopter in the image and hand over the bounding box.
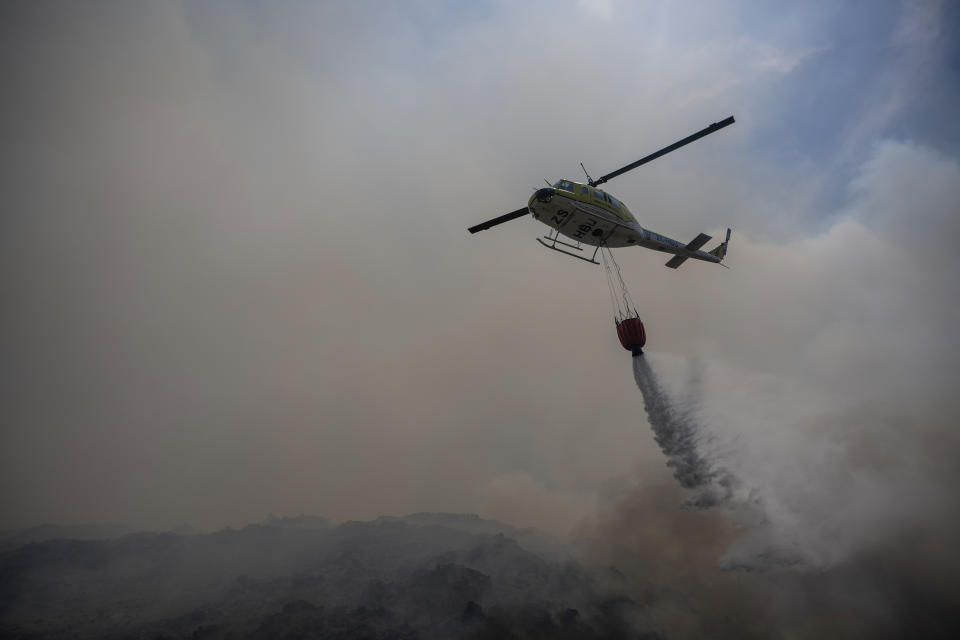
[468,116,735,269]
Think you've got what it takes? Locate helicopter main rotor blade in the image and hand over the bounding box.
[468,206,530,234]
[589,116,735,187]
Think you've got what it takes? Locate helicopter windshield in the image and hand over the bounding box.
[553,180,575,192]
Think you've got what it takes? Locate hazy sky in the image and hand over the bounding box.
[2,0,958,574]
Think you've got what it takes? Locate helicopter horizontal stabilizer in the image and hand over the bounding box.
[664,255,688,269]
[684,233,712,252]
[664,232,712,268]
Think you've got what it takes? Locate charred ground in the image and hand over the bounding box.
[0,513,649,640]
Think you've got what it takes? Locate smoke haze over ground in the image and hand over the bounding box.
[1,514,669,639]
[2,0,960,637]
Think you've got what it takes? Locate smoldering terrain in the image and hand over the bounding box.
[0,513,647,639]
[3,351,958,639]
[3,477,959,640]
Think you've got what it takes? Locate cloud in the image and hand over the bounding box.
[750,42,830,74]
[577,0,615,20]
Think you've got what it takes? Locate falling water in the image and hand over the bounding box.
[632,354,735,508]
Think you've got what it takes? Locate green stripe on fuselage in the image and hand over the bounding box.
[530,180,637,223]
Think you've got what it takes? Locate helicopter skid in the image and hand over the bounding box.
[536,236,601,264]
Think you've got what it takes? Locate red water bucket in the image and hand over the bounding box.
[616,317,646,356]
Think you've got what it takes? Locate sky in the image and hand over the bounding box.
[1,0,959,590]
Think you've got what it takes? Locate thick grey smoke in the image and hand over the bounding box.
[580,346,960,637]
[2,1,959,637]
[629,353,838,573]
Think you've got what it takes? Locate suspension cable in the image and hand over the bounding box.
[602,246,638,321]
[601,246,623,321]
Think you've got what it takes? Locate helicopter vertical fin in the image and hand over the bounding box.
[708,228,731,259]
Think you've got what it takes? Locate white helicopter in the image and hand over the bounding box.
[468,116,735,269]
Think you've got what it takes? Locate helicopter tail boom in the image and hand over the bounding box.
[663,229,731,268]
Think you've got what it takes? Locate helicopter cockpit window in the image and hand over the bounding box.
[593,189,608,202]
[609,195,622,208]
[557,180,575,192]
